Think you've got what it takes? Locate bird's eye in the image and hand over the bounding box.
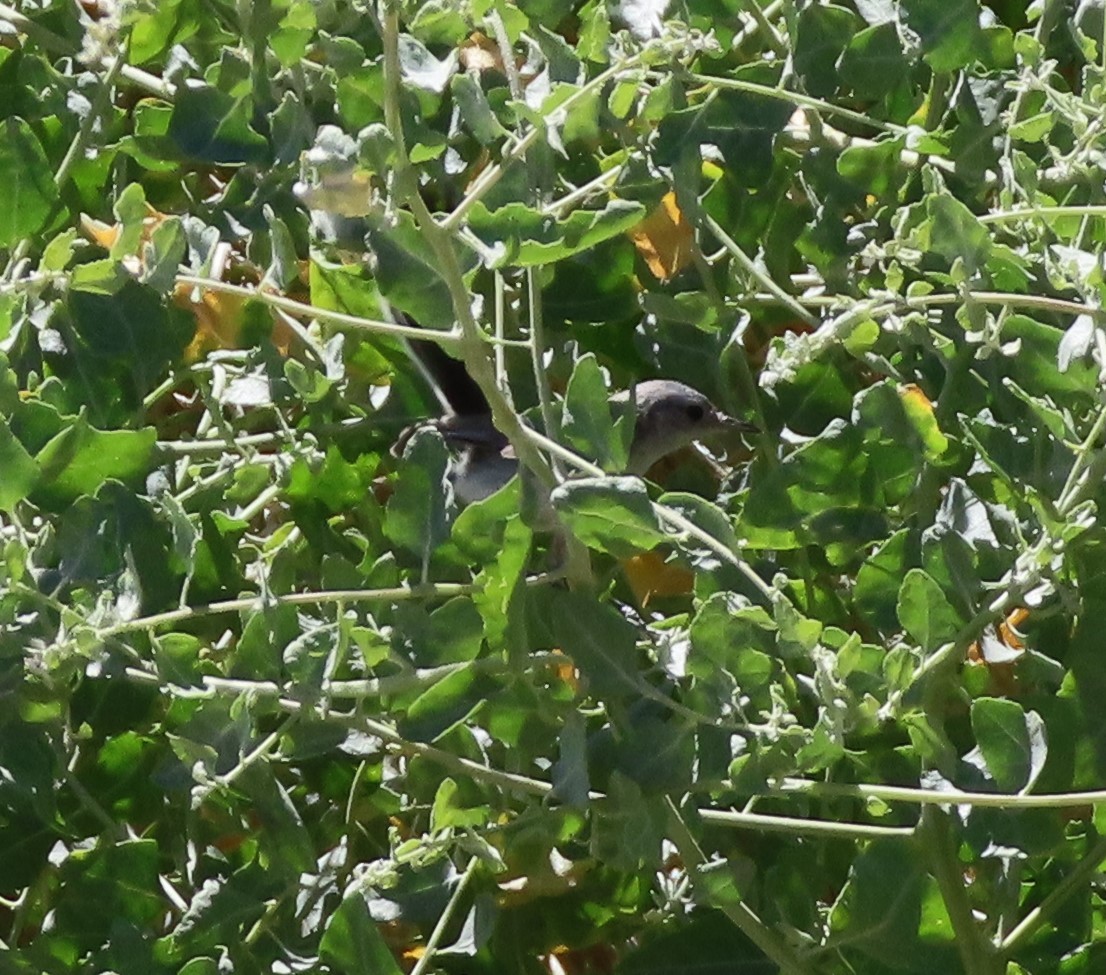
[685,403,705,422]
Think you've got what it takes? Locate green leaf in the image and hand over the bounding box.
[394,597,484,666]
[655,77,792,184]
[899,0,985,71]
[793,4,861,97]
[551,476,665,557]
[68,280,192,386]
[925,193,991,272]
[119,97,178,170]
[896,568,962,653]
[551,711,590,807]
[472,513,532,651]
[590,773,665,871]
[0,117,60,247]
[466,198,646,267]
[1008,112,1054,143]
[385,427,454,561]
[239,764,317,875]
[365,210,472,325]
[70,259,129,295]
[562,353,632,471]
[271,1,316,66]
[320,894,404,975]
[537,588,639,697]
[855,530,912,633]
[54,840,163,949]
[451,73,509,144]
[168,85,269,164]
[400,664,486,742]
[837,135,908,198]
[0,417,38,510]
[431,777,490,830]
[0,723,57,822]
[34,418,157,507]
[838,22,910,96]
[129,0,189,63]
[970,697,1047,793]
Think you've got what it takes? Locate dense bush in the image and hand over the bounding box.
[3,1,1106,973]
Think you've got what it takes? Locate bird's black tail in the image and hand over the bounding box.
[391,310,491,417]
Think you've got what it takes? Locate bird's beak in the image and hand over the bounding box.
[712,409,759,436]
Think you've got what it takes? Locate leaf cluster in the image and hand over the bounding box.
[4,1,1106,974]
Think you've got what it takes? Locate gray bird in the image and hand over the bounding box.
[396,331,754,504]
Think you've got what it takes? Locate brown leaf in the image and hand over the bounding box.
[628,191,694,281]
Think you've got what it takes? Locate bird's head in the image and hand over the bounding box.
[619,380,756,475]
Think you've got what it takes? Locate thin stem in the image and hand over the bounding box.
[664,798,812,975]
[56,45,129,191]
[999,834,1106,954]
[980,204,1106,224]
[378,2,555,494]
[999,0,1063,200]
[127,655,560,702]
[409,856,479,975]
[771,776,1106,810]
[784,116,964,178]
[880,582,1029,719]
[544,164,625,218]
[156,418,376,455]
[736,0,786,54]
[919,808,1002,975]
[698,807,913,839]
[198,723,287,803]
[1056,396,1106,513]
[96,583,477,638]
[906,289,1106,322]
[192,369,254,464]
[243,895,285,948]
[118,63,176,99]
[702,212,818,326]
[175,275,464,345]
[443,51,657,232]
[733,0,785,50]
[527,267,560,475]
[237,483,282,523]
[0,3,71,54]
[688,71,906,136]
[493,271,506,387]
[121,666,923,841]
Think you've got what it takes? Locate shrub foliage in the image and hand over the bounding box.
[3,1,1106,973]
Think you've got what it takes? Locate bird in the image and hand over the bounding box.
[395,327,755,505]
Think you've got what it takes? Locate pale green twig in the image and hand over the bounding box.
[409,857,479,975]
[174,275,463,345]
[665,798,811,975]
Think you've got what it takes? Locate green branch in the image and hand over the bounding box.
[919,809,1002,975]
[665,798,813,975]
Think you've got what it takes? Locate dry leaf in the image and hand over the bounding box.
[460,31,504,73]
[623,550,694,604]
[628,190,694,281]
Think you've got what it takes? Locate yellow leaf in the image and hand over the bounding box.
[899,383,949,459]
[622,550,694,605]
[175,283,250,361]
[628,191,693,282]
